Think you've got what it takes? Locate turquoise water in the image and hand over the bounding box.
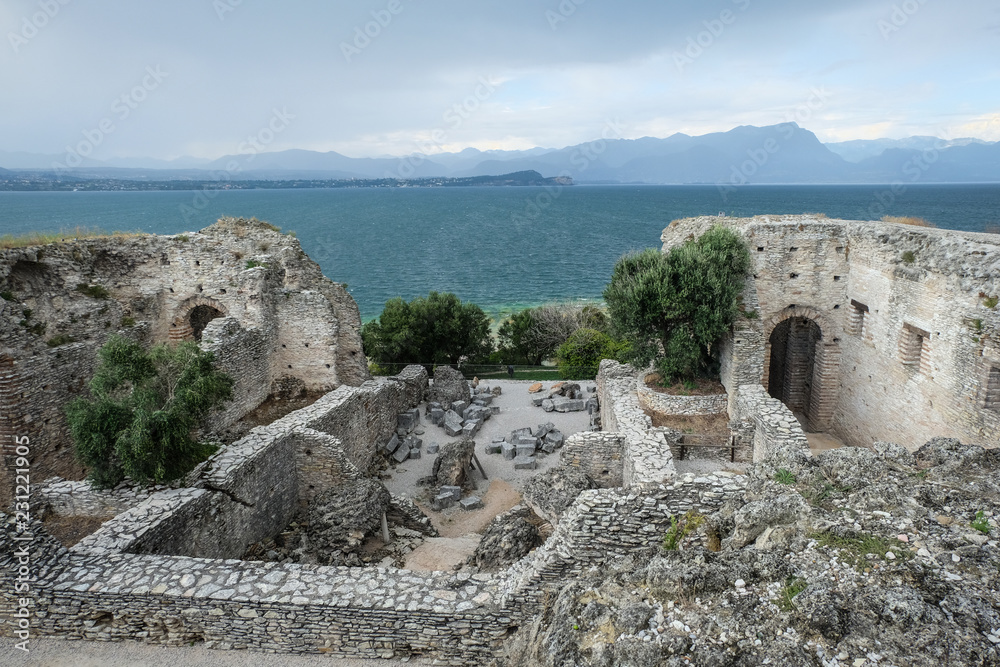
[1,184,998,320]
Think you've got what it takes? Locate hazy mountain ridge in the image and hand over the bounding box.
[3,125,997,184]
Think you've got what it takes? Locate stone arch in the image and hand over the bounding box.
[169,297,229,343]
[761,307,840,432]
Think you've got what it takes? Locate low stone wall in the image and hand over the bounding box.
[559,431,625,488]
[497,471,747,610]
[34,478,161,519]
[637,384,729,417]
[596,360,676,489]
[732,384,809,462]
[68,366,428,561]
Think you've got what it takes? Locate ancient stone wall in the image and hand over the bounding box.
[731,384,809,463]
[559,431,625,488]
[637,385,728,417]
[596,360,676,489]
[662,215,1000,449]
[0,218,371,506]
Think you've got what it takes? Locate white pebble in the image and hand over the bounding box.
[735,578,746,588]
[885,551,896,560]
[952,554,961,563]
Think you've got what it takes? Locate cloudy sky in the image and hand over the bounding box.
[2,0,998,160]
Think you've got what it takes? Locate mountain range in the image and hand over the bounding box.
[2,124,998,185]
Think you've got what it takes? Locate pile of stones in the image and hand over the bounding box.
[484,423,566,471]
[427,384,501,439]
[529,382,600,415]
[381,407,434,463]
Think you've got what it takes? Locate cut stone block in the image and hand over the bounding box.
[408,448,421,460]
[485,442,502,455]
[586,398,600,414]
[516,443,536,458]
[545,430,565,448]
[459,496,484,511]
[490,405,501,415]
[441,486,462,501]
[426,443,440,454]
[535,423,553,437]
[532,397,546,407]
[443,410,464,437]
[430,407,445,425]
[513,455,537,470]
[432,493,454,510]
[397,408,420,431]
[382,433,400,455]
[404,435,422,450]
[514,435,539,447]
[462,422,479,438]
[541,399,555,412]
[553,398,586,412]
[540,440,556,454]
[392,443,411,463]
[451,400,469,417]
[501,442,517,460]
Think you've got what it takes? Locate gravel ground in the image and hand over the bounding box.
[383,379,593,504]
[0,636,434,666]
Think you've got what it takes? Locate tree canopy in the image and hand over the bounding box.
[603,225,751,381]
[361,291,493,369]
[67,335,233,488]
[497,304,609,365]
[556,328,629,380]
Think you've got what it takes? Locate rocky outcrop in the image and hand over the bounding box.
[522,468,596,525]
[494,439,1000,666]
[431,438,475,489]
[468,505,543,571]
[305,479,391,567]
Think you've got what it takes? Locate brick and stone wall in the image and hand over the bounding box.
[662,215,1000,450]
[0,218,371,507]
[559,431,625,488]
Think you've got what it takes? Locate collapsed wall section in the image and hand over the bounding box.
[0,217,371,507]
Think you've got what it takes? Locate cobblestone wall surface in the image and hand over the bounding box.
[559,431,625,488]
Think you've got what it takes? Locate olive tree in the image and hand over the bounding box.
[603,225,751,381]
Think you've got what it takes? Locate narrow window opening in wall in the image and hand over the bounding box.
[288,365,292,369]
[789,247,798,252]
[304,343,309,347]
[985,366,1000,411]
[849,300,869,337]
[789,273,799,279]
[757,247,765,252]
[281,344,286,348]
[219,289,226,294]
[899,323,931,372]
[195,261,200,266]
[325,364,330,368]
[833,276,841,282]
[833,305,840,309]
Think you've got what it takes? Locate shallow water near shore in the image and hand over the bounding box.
[2,183,998,320]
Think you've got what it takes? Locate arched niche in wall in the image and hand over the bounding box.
[169,296,229,343]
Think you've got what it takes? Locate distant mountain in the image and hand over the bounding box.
[3,125,998,184]
[824,136,990,163]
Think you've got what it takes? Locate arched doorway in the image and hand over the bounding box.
[763,307,841,433]
[169,297,228,343]
[767,317,822,420]
[189,304,224,341]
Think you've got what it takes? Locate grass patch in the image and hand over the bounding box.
[776,577,808,611]
[774,468,797,485]
[972,510,991,535]
[811,531,910,568]
[983,296,999,309]
[0,227,146,249]
[662,512,704,551]
[0,290,18,302]
[121,316,135,328]
[901,250,916,264]
[882,215,935,228]
[245,260,267,270]
[76,284,110,299]
[46,334,76,348]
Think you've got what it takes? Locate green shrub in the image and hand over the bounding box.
[76,283,110,299]
[0,290,17,302]
[901,250,916,264]
[121,316,136,328]
[774,468,797,485]
[662,512,704,551]
[972,510,991,535]
[776,577,808,611]
[66,335,233,488]
[555,328,629,380]
[46,334,76,348]
[175,234,190,242]
[245,260,266,269]
[983,296,998,309]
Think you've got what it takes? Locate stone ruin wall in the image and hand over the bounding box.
[0,218,370,506]
[2,362,758,665]
[662,215,1000,450]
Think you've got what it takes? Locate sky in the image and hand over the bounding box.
[1,0,999,161]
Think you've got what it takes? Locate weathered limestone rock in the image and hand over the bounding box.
[528,382,543,393]
[466,505,542,570]
[442,410,464,437]
[426,366,470,408]
[522,468,596,525]
[513,456,537,470]
[431,439,475,488]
